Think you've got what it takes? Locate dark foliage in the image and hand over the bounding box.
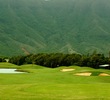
[9,53,110,69]
[0,58,6,62]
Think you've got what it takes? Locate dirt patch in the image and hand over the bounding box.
[61,69,75,72]
[99,73,110,76]
[75,72,92,76]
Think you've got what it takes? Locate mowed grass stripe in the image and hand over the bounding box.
[0,84,110,100]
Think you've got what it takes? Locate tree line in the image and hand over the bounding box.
[0,57,6,62]
[7,52,110,69]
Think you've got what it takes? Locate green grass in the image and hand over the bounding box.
[0,63,110,99]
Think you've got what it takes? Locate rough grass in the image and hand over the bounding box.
[0,63,110,100]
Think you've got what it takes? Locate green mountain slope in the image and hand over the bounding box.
[0,0,110,56]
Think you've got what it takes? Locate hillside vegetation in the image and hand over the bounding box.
[0,0,110,56]
[8,53,110,69]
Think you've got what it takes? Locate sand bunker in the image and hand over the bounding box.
[75,72,92,76]
[61,69,75,72]
[99,73,110,76]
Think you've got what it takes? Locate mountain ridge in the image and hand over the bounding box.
[0,0,110,56]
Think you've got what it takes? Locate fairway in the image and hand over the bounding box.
[0,63,110,100]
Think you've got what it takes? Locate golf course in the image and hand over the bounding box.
[0,63,110,100]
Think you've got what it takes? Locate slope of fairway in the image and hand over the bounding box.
[0,63,110,100]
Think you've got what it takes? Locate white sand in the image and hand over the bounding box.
[61,69,75,72]
[99,73,110,76]
[75,72,92,76]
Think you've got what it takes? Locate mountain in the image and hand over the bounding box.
[0,0,110,56]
